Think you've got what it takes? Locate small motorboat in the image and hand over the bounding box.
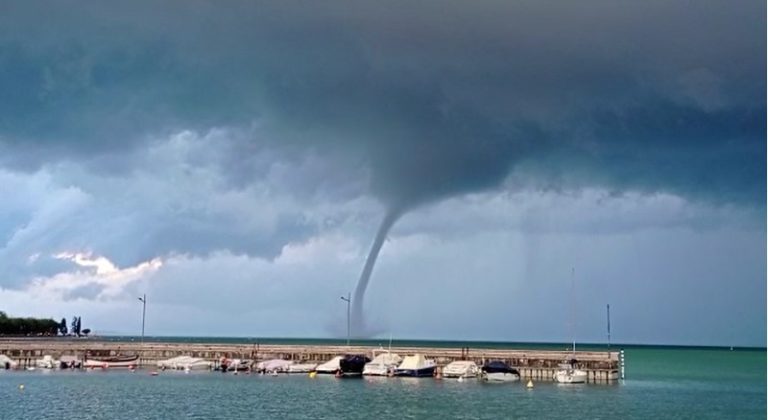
[59,355,82,369]
[287,363,318,373]
[256,359,293,374]
[481,361,520,382]
[219,358,251,372]
[0,355,17,370]
[157,356,212,371]
[84,354,140,369]
[339,354,371,377]
[395,354,437,377]
[442,360,480,379]
[36,355,58,369]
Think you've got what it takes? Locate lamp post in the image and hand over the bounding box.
[340,293,351,346]
[138,294,146,345]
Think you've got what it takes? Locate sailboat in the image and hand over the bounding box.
[554,268,588,384]
[363,334,401,376]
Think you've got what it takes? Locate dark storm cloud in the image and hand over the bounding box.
[0,0,763,209]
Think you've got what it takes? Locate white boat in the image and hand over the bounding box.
[395,354,437,377]
[442,360,480,378]
[157,356,212,371]
[256,359,294,373]
[363,351,402,376]
[36,355,58,369]
[553,361,588,384]
[553,268,588,384]
[288,363,318,373]
[0,354,17,369]
[315,356,343,374]
[84,354,139,369]
[481,361,520,382]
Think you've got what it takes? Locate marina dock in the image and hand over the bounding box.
[0,339,622,382]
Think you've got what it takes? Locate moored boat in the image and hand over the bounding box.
[395,354,437,377]
[339,354,371,377]
[0,354,17,370]
[288,362,318,373]
[553,269,587,384]
[157,356,212,371]
[553,359,588,384]
[36,355,58,369]
[84,355,139,369]
[481,361,520,382]
[442,360,480,378]
[363,351,402,376]
[219,358,251,372]
[59,355,81,369]
[256,359,293,373]
[315,356,343,374]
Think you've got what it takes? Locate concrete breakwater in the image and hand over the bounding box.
[0,339,622,382]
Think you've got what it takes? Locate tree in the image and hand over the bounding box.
[82,328,91,337]
[59,318,68,335]
[73,316,82,336]
[0,312,59,336]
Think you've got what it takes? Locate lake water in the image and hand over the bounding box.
[0,345,764,419]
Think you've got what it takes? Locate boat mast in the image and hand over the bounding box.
[570,267,576,356]
[607,303,611,349]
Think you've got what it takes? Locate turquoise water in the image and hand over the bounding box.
[1,346,764,419]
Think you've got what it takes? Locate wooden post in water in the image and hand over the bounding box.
[620,349,625,380]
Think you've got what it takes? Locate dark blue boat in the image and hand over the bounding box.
[481,361,521,382]
[481,360,519,375]
[339,354,371,376]
[394,354,437,377]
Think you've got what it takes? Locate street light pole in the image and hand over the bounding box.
[340,293,351,346]
[138,294,146,345]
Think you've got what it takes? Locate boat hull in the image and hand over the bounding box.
[339,355,370,377]
[394,366,436,377]
[554,369,588,384]
[363,363,394,376]
[484,372,520,382]
[287,363,318,373]
[84,355,139,368]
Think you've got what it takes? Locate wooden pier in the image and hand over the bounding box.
[0,339,621,382]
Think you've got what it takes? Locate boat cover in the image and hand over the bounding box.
[482,361,519,374]
[315,356,343,372]
[397,354,434,370]
[369,352,402,366]
[257,359,294,371]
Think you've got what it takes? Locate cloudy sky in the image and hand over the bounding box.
[0,0,764,346]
